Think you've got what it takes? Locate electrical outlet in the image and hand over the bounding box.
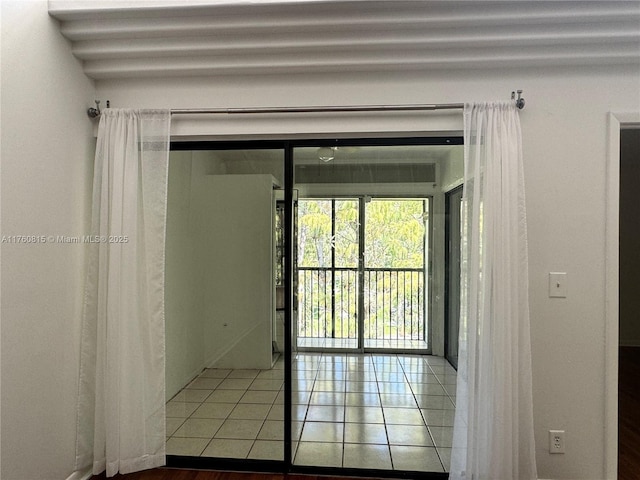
[549,272,568,298]
[549,430,565,454]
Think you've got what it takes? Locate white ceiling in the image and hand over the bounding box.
[48,1,640,79]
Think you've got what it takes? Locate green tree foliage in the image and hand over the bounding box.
[298,198,426,269]
[364,200,425,269]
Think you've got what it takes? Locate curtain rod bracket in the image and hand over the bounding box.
[88,100,101,119]
[512,90,525,109]
[88,100,110,118]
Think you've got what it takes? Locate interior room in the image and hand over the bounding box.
[162,142,462,472]
[1,1,640,480]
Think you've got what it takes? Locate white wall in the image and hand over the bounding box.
[0,1,95,479]
[165,151,206,400]
[166,155,277,396]
[97,65,640,479]
[440,147,464,192]
[196,174,274,370]
[165,150,228,400]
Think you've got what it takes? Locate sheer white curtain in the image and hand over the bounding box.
[74,109,171,477]
[450,102,537,480]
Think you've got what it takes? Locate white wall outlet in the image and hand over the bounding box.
[549,430,565,454]
[549,272,568,298]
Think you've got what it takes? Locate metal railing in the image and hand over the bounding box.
[364,268,424,341]
[297,267,425,342]
[297,267,358,339]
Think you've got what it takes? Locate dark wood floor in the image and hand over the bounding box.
[91,472,384,480]
[619,346,640,480]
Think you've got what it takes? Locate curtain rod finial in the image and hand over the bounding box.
[88,100,101,119]
[511,90,525,109]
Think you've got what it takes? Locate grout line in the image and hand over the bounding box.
[434,445,447,472]
[383,355,395,469]
[199,435,216,458]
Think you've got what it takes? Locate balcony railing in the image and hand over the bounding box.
[297,267,425,342]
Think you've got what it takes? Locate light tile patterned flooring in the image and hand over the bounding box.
[166,352,456,472]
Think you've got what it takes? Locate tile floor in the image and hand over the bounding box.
[166,352,456,472]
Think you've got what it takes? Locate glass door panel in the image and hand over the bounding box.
[165,147,285,463]
[291,141,461,475]
[296,199,359,350]
[293,145,435,353]
[364,199,428,350]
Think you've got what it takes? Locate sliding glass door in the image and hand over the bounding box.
[364,198,428,350]
[297,198,360,349]
[296,196,428,352]
[293,144,434,353]
[165,137,462,477]
[445,186,463,369]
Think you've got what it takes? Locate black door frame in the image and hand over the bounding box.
[294,195,430,354]
[444,185,463,371]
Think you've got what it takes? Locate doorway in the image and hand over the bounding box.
[618,127,640,480]
[295,196,429,352]
[444,186,463,370]
[163,137,462,477]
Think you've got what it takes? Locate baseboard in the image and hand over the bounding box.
[205,321,267,369]
[65,468,93,480]
[166,363,206,401]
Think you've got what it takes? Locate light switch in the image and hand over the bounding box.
[549,272,567,298]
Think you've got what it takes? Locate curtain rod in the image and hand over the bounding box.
[87,91,525,118]
[170,103,465,115]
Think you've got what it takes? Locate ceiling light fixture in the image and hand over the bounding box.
[318,146,336,163]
